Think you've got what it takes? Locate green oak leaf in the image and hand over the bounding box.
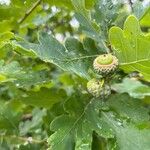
[19,108,46,136]
[0,60,50,89]
[44,0,95,10]
[0,60,22,83]
[109,15,150,81]
[12,32,98,79]
[72,0,104,49]
[140,7,150,27]
[106,94,149,124]
[20,88,67,108]
[102,112,150,150]
[48,96,113,150]
[0,101,21,131]
[48,94,150,150]
[102,94,150,150]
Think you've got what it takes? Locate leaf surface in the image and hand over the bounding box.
[13,32,97,79]
[112,78,150,99]
[109,15,150,81]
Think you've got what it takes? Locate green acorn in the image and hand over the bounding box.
[87,79,111,98]
[93,54,118,76]
[87,79,102,97]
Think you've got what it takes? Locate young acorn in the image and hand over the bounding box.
[93,54,118,76]
[87,78,111,98]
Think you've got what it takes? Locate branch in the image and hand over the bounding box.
[18,0,42,24]
[128,0,133,11]
[0,134,47,144]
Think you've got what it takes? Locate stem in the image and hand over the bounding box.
[128,0,133,12]
[0,134,47,144]
[18,0,42,24]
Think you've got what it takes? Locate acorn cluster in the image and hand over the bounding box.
[87,53,118,99]
[87,78,111,98]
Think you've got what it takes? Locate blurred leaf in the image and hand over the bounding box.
[19,108,46,136]
[93,0,122,39]
[44,0,95,10]
[75,13,101,41]
[133,1,145,19]
[83,37,101,55]
[0,32,14,48]
[0,20,13,33]
[15,70,51,89]
[20,88,66,108]
[48,93,150,150]
[112,78,150,99]
[71,0,89,17]
[0,60,49,88]
[109,15,150,81]
[72,0,102,44]
[0,101,20,131]
[0,60,22,83]
[140,7,150,27]
[44,0,73,9]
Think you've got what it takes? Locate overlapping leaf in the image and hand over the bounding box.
[102,112,150,150]
[0,60,22,83]
[0,101,21,131]
[112,78,150,99]
[106,94,149,124]
[48,96,113,150]
[109,15,150,81]
[0,60,51,89]
[12,32,97,79]
[19,108,46,136]
[48,94,150,150]
[140,7,150,27]
[20,88,67,108]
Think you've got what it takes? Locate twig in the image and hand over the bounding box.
[0,134,47,144]
[128,0,133,11]
[18,0,42,24]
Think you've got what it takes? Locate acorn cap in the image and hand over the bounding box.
[93,54,118,76]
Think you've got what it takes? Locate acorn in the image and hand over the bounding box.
[87,78,102,98]
[87,79,111,98]
[93,54,118,76]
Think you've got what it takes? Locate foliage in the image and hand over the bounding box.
[0,0,150,150]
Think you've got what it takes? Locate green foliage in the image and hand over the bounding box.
[140,7,150,27]
[19,88,66,108]
[112,78,150,99]
[0,0,149,149]
[109,15,150,81]
[13,32,95,79]
[48,96,113,150]
[0,60,22,83]
[48,94,150,150]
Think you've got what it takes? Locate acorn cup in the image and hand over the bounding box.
[93,54,118,76]
[87,78,111,99]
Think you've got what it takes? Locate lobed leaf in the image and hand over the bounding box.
[12,32,97,79]
[109,15,150,81]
